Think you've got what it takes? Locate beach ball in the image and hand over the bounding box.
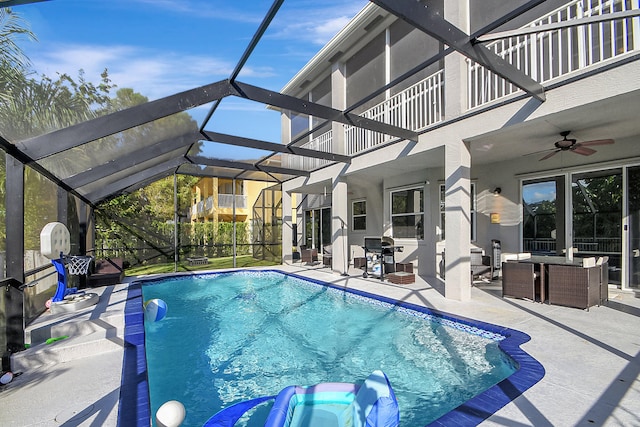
[156,400,186,427]
[144,298,168,322]
[1,371,13,385]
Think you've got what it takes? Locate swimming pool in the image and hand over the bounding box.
[118,270,544,426]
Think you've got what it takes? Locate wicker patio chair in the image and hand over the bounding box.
[501,261,536,301]
[301,248,318,264]
[597,257,609,304]
[547,264,600,310]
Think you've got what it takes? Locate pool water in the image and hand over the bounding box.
[142,271,517,426]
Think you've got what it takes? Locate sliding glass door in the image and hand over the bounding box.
[523,168,623,286]
[522,176,566,255]
[572,170,622,283]
[628,166,640,288]
[304,208,332,252]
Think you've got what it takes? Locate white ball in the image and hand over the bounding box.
[1,371,13,385]
[155,400,186,427]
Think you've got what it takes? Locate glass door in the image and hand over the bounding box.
[572,170,622,284]
[627,166,640,288]
[304,208,332,251]
[522,176,566,255]
[321,207,331,253]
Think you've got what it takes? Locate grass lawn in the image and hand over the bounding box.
[125,255,279,276]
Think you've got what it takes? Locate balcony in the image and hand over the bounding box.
[196,200,205,218]
[218,194,247,209]
[205,196,214,214]
[286,130,333,171]
[345,69,444,154]
[285,69,444,170]
[469,0,640,108]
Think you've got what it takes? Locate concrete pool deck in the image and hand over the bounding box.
[1,264,639,426]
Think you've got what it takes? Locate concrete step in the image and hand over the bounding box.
[11,328,124,372]
[11,283,129,373]
[27,313,124,346]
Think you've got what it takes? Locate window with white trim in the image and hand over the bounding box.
[391,187,424,239]
[352,200,366,231]
[439,182,476,241]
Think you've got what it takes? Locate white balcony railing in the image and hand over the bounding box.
[286,130,333,171]
[218,194,247,209]
[469,0,640,108]
[285,70,445,170]
[205,196,214,212]
[345,69,444,155]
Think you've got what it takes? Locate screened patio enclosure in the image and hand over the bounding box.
[2,0,639,366]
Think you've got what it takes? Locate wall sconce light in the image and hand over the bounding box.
[493,187,502,195]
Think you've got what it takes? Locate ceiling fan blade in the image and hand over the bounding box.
[578,139,614,146]
[524,148,555,157]
[572,146,597,156]
[539,150,559,161]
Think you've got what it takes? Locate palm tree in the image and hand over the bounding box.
[0,7,36,102]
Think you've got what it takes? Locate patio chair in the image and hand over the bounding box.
[501,261,536,301]
[597,256,609,304]
[301,248,318,264]
[547,263,600,310]
[322,245,332,268]
[471,249,492,283]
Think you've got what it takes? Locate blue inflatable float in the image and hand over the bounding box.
[203,370,399,427]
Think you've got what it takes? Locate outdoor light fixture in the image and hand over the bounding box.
[493,187,502,195]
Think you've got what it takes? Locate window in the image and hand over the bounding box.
[391,187,424,239]
[352,200,366,231]
[439,183,476,241]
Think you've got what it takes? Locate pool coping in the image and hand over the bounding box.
[118,269,545,427]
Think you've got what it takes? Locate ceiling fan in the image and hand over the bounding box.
[535,131,615,161]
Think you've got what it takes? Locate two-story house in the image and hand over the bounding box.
[279,0,640,301]
[189,177,273,242]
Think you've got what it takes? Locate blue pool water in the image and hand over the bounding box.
[134,270,540,427]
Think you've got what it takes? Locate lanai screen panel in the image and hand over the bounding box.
[193,141,274,163]
[37,112,200,181]
[75,149,185,198]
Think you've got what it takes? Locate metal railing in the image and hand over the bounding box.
[345,70,444,154]
[469,0,640,108]
[523,237,621,253]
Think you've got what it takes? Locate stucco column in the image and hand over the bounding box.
[281,110,295,264]
[332,176,349,274]
[444,0,469,118]
[331,60,347,155]
[444,139,472,301]
[282,189,293,264]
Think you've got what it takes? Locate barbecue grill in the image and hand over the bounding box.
[362,236,403,280]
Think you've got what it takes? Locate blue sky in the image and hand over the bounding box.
[16,0,367,146]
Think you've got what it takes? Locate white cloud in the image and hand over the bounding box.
[29,43,242,100]
[266,1,367,45]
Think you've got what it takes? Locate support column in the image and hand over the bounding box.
[332,176,349,275]
[282,189,293,264]
[444,0,470,118]
[57,187,68,226]
[444,140,472,301]
[331,60,347,154]
[5,154,24,282]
